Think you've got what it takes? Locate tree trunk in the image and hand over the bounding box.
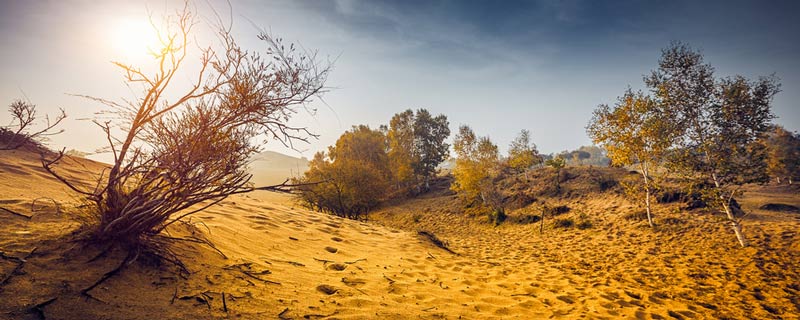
[712,174,747,247]
[641,163,654,228]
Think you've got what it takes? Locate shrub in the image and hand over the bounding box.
[554,218,574,229]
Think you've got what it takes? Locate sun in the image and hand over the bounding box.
[109,18,161,62]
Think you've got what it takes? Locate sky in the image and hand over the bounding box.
[1,0,799,162]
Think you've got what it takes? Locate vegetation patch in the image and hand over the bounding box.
[553,218,574,229]
[759,203,799,213]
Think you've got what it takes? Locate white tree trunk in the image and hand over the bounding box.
[641,162,654,228]
[712,174,747,247]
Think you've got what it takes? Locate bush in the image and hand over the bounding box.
[42,5,329,255]
[554,218,574,229]
[489,207,507,226]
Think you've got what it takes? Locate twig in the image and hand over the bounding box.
[0,206,31,219]
[222,292,228,313]
[427,252,436,260]
[171,287,178,305]
[382,274,396,284]
[303,311,339,318]
[29,297,57,319]
[241,271,281,285]
[313,257,334,265]
[344,258,366,265]
[278,307,291,319]
[422,306,437,312]
[417,231,457,255]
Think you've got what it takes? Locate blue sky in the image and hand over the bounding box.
[1,0,798,161]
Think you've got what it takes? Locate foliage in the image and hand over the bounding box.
[387,110,416,189]
[646,42,780,247]
[544,156,566,193]
[451,125,500,206]
[42,5,329,247]
[588,89,673,227]
[295,125,390,220]
[507,129,542,175]
[0,100,65,150]
[386,109,450,192]
[763,125,800,184]
[549,146,610,166]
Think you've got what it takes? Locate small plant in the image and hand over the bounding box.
[489,207,506,226]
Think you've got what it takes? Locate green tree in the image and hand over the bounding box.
[412,109,451,190]
[647,42,780,247]
[386,109,450,192]
[544,156,566,192]
[507,129,541,178]
[588,90,673,227]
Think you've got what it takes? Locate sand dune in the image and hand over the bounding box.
[1,149,799,319]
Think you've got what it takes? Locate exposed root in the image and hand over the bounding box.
[0,247,37,286]
[28,297,57,320]
[80,250,135,301]
[278,307,291,319]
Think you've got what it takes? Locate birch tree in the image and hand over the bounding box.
[646,43,779,247]
[588,90,672,227]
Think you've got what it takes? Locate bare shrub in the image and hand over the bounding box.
[42,4,329,254]
[1,100,65,150]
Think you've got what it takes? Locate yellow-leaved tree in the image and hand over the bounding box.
[451,125,500,206]
[587,89,673,227]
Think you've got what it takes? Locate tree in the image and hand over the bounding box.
[646,42,780,247]
[588,90,673,227]
[544,156,566,193]
[386,108,450,192]
[507,129,541,178]
[295,125,390,219]
[1,100,65,150]
[763,125,800,184]
[451,125,500,206]
[42,4,330,253]
[387,110,416,190]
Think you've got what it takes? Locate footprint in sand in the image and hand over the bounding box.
[316,284,338,295]
[326,263,347,271]
[325,246,338,253]
[331,237,344,242]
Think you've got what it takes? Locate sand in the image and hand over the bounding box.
[1,148,799,319]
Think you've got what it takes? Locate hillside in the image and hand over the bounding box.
[1,149,799,319]
[249,151,309,187]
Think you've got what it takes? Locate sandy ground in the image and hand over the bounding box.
[1,149,799,319]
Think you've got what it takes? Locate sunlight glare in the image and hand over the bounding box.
[109,18,161,62]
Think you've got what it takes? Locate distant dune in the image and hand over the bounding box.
[248,150,309,186]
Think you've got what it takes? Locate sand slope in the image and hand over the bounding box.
[1,149,799,319]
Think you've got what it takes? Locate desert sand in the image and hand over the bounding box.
[1,148,799,319]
